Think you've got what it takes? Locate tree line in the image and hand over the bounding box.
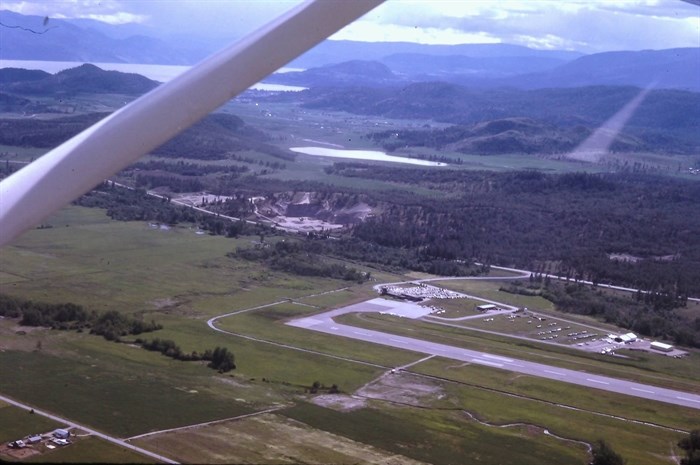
[232,240,368,283]
[0,294,161,341]
[136,337,236,372]
[74,182,269,238]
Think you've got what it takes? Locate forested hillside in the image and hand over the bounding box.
[0,111,293,160]
[324,165,700,296]
[289,84,700,152]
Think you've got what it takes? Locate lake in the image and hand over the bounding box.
[0,59,306,91]
[289,147,447,166]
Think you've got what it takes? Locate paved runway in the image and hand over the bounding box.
[287,298,700,410]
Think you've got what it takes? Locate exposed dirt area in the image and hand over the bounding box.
[133,412,426,465]
[309,394,367,411]
[355,372,446,407]
[0,443,42,460]
[0,319,49,352]
[254,191,376,232]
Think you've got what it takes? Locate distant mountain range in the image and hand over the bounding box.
[369,117,647,156]
[2,9,697,92]
[0,10,207,64]
[269,48,700,91]
[1,10,584,68]
[0,64,158,96]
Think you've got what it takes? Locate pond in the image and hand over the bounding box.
[289,147,447,166]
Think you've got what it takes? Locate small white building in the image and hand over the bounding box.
[650,341,673,352]
[477,304,497,312]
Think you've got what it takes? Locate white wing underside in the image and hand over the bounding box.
[0,0,384,247]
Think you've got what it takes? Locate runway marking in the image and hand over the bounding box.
[331,326,338,331]
[389,338,404,343]
[631,387,655,394]
[482,354,513,362]
[586,378,610,385]
[471,358,504,368]
[352,330,369,336]
[677,397,700,403]
[545,370,566,376]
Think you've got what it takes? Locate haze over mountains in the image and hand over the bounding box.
[2,9,699,157]
[267,48,700,92]
[2,9,698,91]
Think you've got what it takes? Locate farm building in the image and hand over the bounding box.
[27,436,41,444]
[650,341,673,352]
[611,332,638,343]
[53,429,69,439]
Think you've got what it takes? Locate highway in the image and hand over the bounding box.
[287,299,700,410]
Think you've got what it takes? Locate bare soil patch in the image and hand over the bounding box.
[356,372,445,407]
[310,394,366,411]
[0,443,42,460]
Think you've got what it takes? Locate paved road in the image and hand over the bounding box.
[481,264,700,303]
[0,394,178,464]
[287,301,700,410]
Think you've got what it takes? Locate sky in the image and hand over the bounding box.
[2,0,699,53]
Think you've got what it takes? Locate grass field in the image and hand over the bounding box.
[282,401,587,465]
[1,205,696,464]
[134,412,424,465]
[0,402,154,463]
[0,401,59,443]
[434,379,686,465]
[0,349,253,438]
[432,279,557,311]
[411,357,699,432]
[438,309,605,345]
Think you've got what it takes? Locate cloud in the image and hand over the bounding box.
[331,21,502,45]
[2,0,149,24]
[340,0,700,52]
[1,0,698,52]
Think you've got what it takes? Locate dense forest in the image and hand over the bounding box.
[323,166,700,295]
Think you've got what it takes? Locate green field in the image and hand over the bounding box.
[412,357,700,432]
[0,402,153,463]
[282,401,587,465]
[0,401,60,443]
[0,205,696,464]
